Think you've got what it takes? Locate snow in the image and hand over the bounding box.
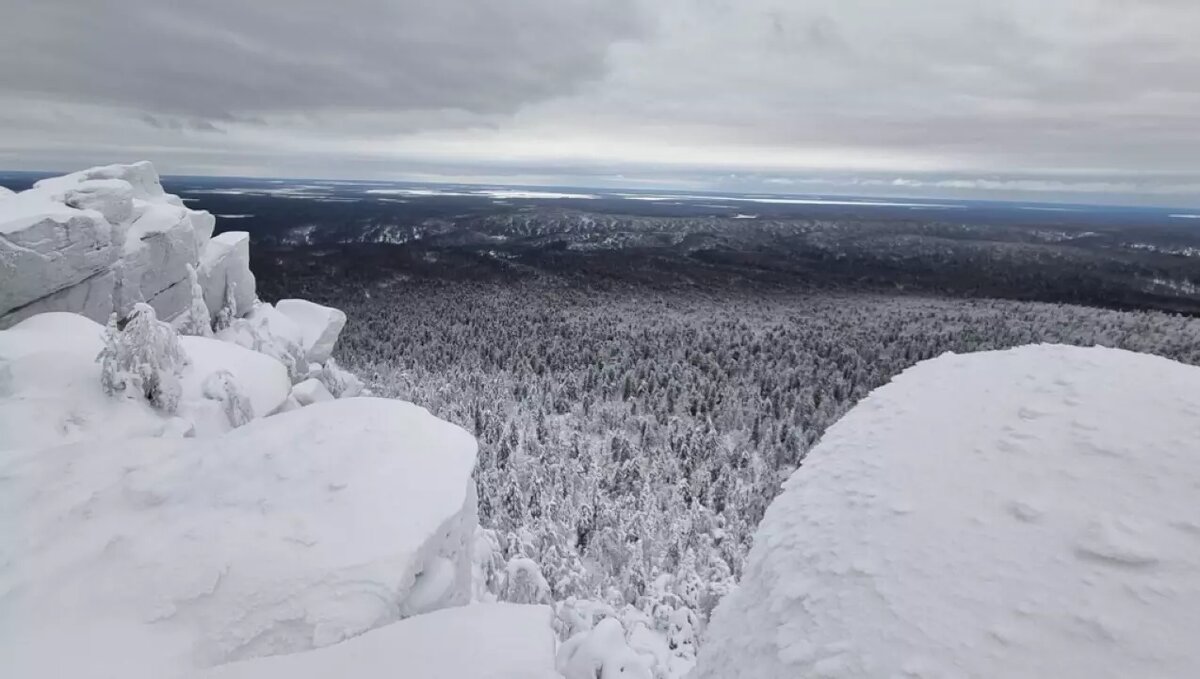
[1,397,480,677]
[0,312,291,447]
[201,603,557,679]
[276,298,347,365]
[695,344,1200,679]
[180,334,291,429]
[558,617,654,679]
[0,312,166,450]
[216,302,307,379]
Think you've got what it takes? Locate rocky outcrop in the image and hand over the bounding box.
[200,231,256,316]
[277,298,347,364]
[0,162,249,328]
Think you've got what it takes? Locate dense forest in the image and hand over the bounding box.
[258,260,1200,648]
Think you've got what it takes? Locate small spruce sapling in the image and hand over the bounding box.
[97,303,189,413]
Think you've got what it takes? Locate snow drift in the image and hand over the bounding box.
[0,397,479,677]
[696,344,1200,678]
[0,312,290,449]
[202,603,557,679]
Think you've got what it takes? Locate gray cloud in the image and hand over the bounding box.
[0,0,639,120]
[2,0,1200,204]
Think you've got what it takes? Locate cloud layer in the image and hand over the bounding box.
[3,0,1200,203]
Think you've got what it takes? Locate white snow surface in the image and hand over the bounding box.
[696,344,1200,679]
[201,603,557,679]
[1,397,480,677]
[0,312,292,448]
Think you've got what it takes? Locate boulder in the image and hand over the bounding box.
[199,231,256,316]
[216,302,307,379]
[0,201,118,325]
[116,202,201,320]
[276,299,347,364]
[2,398,480,676]
[291,377,334,406]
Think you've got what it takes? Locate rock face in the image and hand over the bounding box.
[200,231,256,316]
[695,345,1200,679]
[1,398,480,677]
[0,162,237,328]
[277,298,347,364]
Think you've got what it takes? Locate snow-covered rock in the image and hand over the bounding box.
[277,298,347,364]
[0,312,291,449]
[202,603,558,679]
[0,193,118,326]
[216,302,307,379]
[318,357,365,398]
[696,345,1200,679]
[181,335,291,433]
[199,231,256,318]
[291,377,334,406]
[1,397,479,677]
[0,161,218,327]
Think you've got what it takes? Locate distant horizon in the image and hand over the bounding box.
[4,165,1200,213]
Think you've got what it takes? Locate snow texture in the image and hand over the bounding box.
[1,397,480,677]
[0,161,219,327]
[696,344,1200,679]
[276,298,347,364]
[202,603,558,679]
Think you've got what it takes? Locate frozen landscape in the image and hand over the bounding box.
[3,163,1200,677]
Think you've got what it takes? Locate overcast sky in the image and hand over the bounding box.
[3,0,1200,204]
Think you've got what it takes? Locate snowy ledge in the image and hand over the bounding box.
[696,344,1200,678]
[1,397,479,676]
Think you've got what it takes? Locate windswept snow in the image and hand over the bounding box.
[1,398,479,677]
[696,344,1200,678]
[203,603,557,679]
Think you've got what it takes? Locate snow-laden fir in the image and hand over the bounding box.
[696,344,1200,678]
[5,163,1200,677]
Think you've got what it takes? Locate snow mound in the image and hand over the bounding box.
[181,334,291,431]
[276,298,346,364]
[0,312,171,450]
[696,344,1200,679]
[0,312,292,448]
[203,603,557,679]
[1,397,479,677]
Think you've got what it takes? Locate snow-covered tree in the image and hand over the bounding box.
[213,279,238,332]
[500,556,551,605]
[176,264,213,337]
[97,303,189,413]
[201,369,253,427]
